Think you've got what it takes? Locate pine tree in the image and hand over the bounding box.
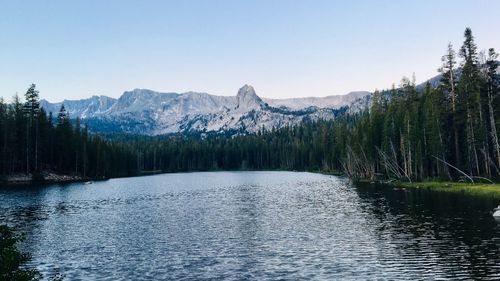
[458,27,482,175]
[439,43,460,165]
[486,48,500,171]
[57,104,68,123]
[56,104,72,172]
[23,84,40,173]
[0,98,6,176]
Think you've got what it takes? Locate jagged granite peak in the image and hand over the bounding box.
[236,84,258,99]
[235,84,265,111]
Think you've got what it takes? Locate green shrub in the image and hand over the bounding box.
[0,225,41,281]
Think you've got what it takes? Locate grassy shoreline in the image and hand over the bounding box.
[388,181,500,199]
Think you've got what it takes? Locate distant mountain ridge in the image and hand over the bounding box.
[263,91,369,110]
[415,62,500,90]
[40,85,369,135]
[40,95,117,119]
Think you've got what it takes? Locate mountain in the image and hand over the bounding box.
[40,95,117,119]
[40,85,369,135]
[263,91,369,110]
[415,62,500,91]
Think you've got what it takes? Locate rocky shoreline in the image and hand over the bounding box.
[2,172,85,185]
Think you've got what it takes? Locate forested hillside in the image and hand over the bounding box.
[0,28,498,183]
[342,28,499,182]
[0,86,137,180]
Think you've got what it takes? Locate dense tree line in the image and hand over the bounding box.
[1,28,498,183]
[0,85,137,181]
[111,120,348,173]
[338,28,500,182]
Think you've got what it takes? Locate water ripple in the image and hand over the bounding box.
[0,171,499,280]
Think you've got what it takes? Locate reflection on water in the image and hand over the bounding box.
[355,182,500,279]
[0,172,499,280]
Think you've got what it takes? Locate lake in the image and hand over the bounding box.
[1,171,499,280]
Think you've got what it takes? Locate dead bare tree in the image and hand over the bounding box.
[376,147,411,182]
[341,145,375,180]
[432,155,474,183]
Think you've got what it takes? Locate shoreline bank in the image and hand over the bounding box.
[396,181,500,199]
[356,179,500,199]
[1,172,106,186]
[3,170,499,201]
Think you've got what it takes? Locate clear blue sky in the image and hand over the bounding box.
[1,0,499,102]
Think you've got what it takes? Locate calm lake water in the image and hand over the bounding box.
[1,171,500,280]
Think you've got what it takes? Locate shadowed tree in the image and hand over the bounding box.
[23,84,40,174]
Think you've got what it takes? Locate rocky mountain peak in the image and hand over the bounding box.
[237,85,257,97]
[235,84,264,111]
